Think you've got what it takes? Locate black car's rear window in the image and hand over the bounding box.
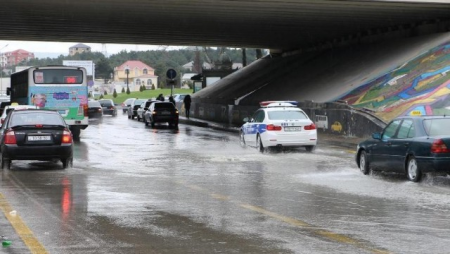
[423,118,450,136]
[268,110,308,120]
[155,103,175,109]
[99,100,112,106]
[10,111,66,127]
[88,101,101,107]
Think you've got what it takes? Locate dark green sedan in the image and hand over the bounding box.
[356,115,450,182]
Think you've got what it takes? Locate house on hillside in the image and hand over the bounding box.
[113,60,158,92]
[69,43,91,56]
[2,49,34,66]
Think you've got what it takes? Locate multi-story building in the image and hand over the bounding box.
[69,43,91,56]
[114,60,158,91]
[1,49,35,67]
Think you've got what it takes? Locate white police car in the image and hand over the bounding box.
[239,101,317,152]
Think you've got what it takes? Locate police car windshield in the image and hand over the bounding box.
[268,111,308,120]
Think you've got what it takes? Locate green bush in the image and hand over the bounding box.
[113,89,117,98]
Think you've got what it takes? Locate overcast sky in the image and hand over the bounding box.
[0,40,179,58]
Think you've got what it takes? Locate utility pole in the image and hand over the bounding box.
[125,66,130,94]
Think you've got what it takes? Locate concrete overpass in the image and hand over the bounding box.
[1,1,449,53]
[2,0,450,137]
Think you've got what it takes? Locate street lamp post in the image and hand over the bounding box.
[125,67,130,94]
[0,44,8,95]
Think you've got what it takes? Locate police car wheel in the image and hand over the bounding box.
[256,135,265,153]
[239,132,246,148]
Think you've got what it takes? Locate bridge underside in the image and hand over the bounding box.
[1,1,450,52]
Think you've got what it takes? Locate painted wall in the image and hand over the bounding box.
[175,101,384,138]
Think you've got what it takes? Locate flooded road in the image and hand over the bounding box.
[1,114,450,254]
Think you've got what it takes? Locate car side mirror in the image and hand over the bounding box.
[372,132,381,140]
[243,117,249,122]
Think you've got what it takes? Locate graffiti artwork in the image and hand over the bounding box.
[336,42,450,122]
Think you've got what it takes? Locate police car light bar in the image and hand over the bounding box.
[259,101,298,107]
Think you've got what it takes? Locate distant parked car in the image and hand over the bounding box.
[356,115,450,182]
[127,98,149,120]
[173,94,188,102]
[121,98,136,113]
[88,100,103,119]
[136,100,159,122]
[98,99,117,116]
[0,109,73,169]
[0,98,11,117]
[143,101,179,128]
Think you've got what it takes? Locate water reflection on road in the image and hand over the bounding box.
[1,114,450,254]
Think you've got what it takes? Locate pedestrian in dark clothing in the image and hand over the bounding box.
[169,96,175,105]
[157,94,165,101]
[183,94,192,118]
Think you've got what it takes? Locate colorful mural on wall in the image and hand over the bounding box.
[336,42,450,122]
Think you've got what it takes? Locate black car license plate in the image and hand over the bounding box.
[28,136,51,141]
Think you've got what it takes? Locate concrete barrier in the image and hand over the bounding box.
[175,101,385,138]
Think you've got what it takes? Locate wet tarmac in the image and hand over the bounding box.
[1,114,450,254]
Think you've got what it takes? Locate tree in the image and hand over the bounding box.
[95,56,113,80]
[121,87,125,93]
[88,92,92,98]
[126,87,130,94]
[113,89,117,98]
[104,90,108,95]
[151,84,156,90]
[99,94,104,99]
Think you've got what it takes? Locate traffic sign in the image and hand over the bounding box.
[166,69,177,79]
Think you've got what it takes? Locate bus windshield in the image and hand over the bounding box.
[33,69,84,84]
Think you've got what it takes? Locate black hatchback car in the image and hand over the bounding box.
[143,102,179,128]
[356,115,450,182]
[0,109,73,169]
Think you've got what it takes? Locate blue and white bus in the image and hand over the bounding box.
[7,66,89,139]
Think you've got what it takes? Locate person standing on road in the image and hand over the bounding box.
[183,94,191,118]
[157,94,165,101]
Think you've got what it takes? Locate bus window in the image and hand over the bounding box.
[34,69,83,84]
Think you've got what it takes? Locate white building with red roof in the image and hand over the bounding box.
[2,49,34,67]
[114,60,158,92]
